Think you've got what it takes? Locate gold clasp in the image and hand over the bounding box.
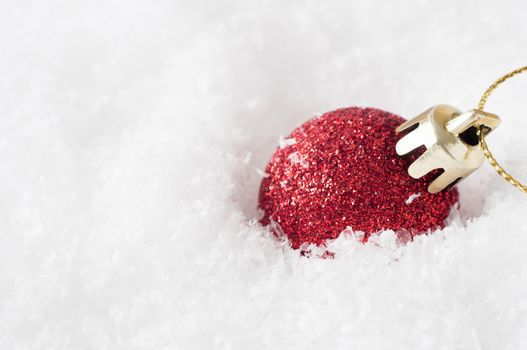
[396,105,501,193]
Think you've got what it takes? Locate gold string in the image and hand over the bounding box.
[477,66,527,193]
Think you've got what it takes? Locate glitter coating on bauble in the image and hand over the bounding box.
[258,107,459,249]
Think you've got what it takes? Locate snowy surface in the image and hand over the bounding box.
[2,1,527,349]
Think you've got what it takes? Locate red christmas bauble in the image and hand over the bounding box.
[258,107,458,249]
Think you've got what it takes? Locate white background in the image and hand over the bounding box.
[2,1,527,349]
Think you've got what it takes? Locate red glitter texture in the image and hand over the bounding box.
[258,107,458,249]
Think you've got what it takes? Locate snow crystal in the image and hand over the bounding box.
[288,151,310,168]
[405,192,421,204]
[278,135,297,149]
[1,1,527,349]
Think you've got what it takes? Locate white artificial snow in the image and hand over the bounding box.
[278,135,297,149]
[1,1,527,349]
[405,192,421,204]
[287,151,309,168]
